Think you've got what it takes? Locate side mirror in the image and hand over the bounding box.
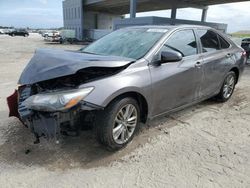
[160,51,183,64]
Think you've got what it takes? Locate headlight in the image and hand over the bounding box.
[23,87,94,112]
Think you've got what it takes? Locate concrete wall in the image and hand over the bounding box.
[113,17,228,33]
[83,11,121,30]
[83,11,121,40]
[84,29,112,40]
[63,0,83,40]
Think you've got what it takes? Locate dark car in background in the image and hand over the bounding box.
[241,38,250,59]
[7,25,246,150]
[9,29,29,37]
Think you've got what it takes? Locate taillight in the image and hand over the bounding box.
[242,51,247,56]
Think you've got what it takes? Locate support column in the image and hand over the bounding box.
[171,7,177,25]
[201,7,208,22]
[130,0,137,18]
[171,7,177,19]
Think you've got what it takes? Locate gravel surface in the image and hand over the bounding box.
[0,33,250,188]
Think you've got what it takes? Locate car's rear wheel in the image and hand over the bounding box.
[95,97,140,151]
[215,71,236,102]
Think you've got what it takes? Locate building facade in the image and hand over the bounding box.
[63,0,121,40]
[63,0,83,40]
[63,0,228,41]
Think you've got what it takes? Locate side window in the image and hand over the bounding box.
[162,30,198,57]
[197,30,220,53]
[218,35,230,49]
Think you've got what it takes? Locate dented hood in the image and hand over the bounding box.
[18,48,135,85]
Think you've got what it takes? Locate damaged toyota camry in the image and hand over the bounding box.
[7,25,246,150]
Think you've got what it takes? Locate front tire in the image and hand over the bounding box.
[215,71,236,102]
[95,97,140,151]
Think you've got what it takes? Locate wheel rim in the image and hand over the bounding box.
[223,74,235,99]
[112,104,138,145]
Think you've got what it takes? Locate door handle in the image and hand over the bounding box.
[195,61,202,68]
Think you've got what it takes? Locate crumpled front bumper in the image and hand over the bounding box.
[7,87,101,142]
[7,88,61,139]
[7,90,21,121]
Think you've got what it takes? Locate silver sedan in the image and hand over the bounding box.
[8,25,247,150]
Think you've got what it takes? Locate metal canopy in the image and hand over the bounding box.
[84,0,249,14]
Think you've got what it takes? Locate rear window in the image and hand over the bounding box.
[218,35,230,49]
[197,30,220,53]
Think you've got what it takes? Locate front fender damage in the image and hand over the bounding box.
[7,66,125,143]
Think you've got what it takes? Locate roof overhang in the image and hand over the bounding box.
[84,0,249,14]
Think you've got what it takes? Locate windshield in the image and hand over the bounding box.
[81,28,168,59]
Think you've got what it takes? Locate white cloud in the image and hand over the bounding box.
[38,0,48,5]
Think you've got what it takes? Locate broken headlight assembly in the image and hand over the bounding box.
[23,87,94,112]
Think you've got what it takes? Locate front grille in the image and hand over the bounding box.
[18,86,32,119]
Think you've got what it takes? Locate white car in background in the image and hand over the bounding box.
[43,31,60,42]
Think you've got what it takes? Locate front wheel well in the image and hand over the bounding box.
[230,67,239,84]
[107,92,148,123]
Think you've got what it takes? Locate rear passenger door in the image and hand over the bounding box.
[196,29,232,97]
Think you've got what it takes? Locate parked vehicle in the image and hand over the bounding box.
[59,29,78,44]
[3,29,12,35]
[43,30,78,44]
[8,29,29,37]
[7,25,246,150]
[43,31,60,42]
[241,38,250,59]
[41,31,49,38]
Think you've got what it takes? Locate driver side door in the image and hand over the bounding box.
[150,29,203,117]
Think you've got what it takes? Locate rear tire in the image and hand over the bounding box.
[215,71,236,102]
[94,97,140,151]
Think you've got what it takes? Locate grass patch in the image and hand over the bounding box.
[231,34,250,38]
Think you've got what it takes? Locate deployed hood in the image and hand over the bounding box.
[18,48,135,85]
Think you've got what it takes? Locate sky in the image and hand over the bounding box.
[0,0,250,33]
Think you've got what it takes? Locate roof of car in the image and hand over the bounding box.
[124,25,211,30]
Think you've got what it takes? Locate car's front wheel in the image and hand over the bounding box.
[215,71,236,102]
[95,97,140,151]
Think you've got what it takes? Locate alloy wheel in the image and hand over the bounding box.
[112,104,138,144]
[223,74,235,99]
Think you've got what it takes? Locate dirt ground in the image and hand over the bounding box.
[0,33,250,188]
